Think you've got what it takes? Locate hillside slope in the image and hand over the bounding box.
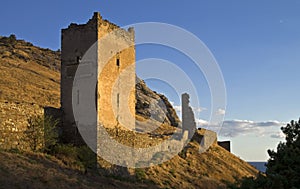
[144,132,258,188]
[0,150,157,189]
[0,35,60,107]
[0,35,258,188]
[0,130,258,189]
[0,35,61,149]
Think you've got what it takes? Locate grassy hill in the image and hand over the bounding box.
[0,35,60,107]
[0,35,258,188]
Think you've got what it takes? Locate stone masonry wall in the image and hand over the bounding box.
[61,13,98,144]
[0,101,43,150]
[97,21,135,130]
[61,12,136,147]
[182,93,197,138]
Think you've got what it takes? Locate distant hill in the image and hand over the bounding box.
[0,35,259,188]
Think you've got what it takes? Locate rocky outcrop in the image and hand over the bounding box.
[136,78,180,127]
[0,35,60,71]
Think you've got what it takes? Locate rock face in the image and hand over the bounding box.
[136,78,180,127]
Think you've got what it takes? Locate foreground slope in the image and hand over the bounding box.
[0,150,157,189]
[0,133,258,189]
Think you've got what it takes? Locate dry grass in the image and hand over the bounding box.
[0,53,60,107]
[139,130,258,189]
[0,149,157,189]
[0,36,61,150]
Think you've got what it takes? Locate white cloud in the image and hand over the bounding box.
[221,120,285,138]
[192,107,207,113]
[270,132,285,139]
[219,120,266,137]
[170,100,286,139]
[196,119,285,138]
[173,105,181,112]
[216,108,226,115]
[169,101,206,114]
[195,118,209,127]
[170,101,181,112]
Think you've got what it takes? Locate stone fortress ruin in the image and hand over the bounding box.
[56,12,231,157]
[0,12,230,158]
[60,12,135,145]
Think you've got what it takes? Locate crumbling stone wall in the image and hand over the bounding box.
[199,129,217,151]
[182,93,196,138]
[97,127,189,168]
[0,101,43,150]
[181,93,218,152]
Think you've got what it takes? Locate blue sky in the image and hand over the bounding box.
[1,0,300,161]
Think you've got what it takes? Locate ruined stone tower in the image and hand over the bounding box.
[182,93,196,139]
[61,12,136,144]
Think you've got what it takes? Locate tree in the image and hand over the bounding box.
[265,119,300,188]
[232,119,300,189]
[24,115,58,152]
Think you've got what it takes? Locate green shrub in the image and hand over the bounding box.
[52,144,78,158]
[135,168,146,181]
[52,144,84,170]
[77,145,97,169]
[23,115,58,152]
[52,144,96,171]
